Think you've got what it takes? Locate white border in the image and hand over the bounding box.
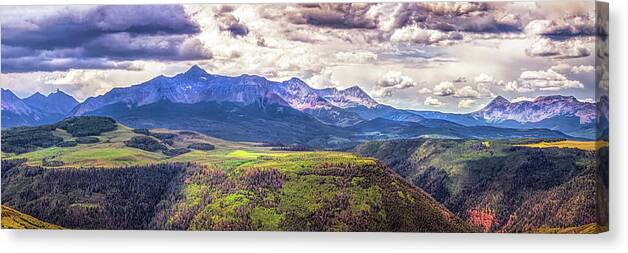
[1,1,626,252]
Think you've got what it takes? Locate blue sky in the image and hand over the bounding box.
[0,2,607,112]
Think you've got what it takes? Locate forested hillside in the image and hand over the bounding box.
[2,146,474,232]
[354,139,609,233]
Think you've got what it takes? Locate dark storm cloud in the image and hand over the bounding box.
[1,57,138,73]
[264,3,521,40]
[401,3,521,34]
[2,5,199,50]
[263,3,378,30]
[526,18,597,40]
[214,7,249,38]
[290,3,377,29]
[1,5,211,73]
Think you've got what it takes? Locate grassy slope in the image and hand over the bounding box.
[354,138,608,233]
[1,205,62,229]
[2,123,473,232]
[5,125,287,168]
[530,223,608,234]
[8,124,165,167]
[153,150,474,232]
[516,140,609,151]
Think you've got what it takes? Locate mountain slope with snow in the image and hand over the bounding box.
[1,89,70,128]
[411,95,607,139]
[24,89,79,115]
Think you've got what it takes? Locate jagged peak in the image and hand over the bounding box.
[491,95,509,103]
[479,96,510,111]
[1,88,18,97]
[343,85,365,92]
[49,89,71,97]
[342,85,376,100]
[533,95,577,102]
[281,77,311,90]
[287,77,305,83]
[184,64,209,76]
[26,91,46,100]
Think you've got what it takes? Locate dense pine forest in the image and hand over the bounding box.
[1,159,187,229]
[354,139,609,232]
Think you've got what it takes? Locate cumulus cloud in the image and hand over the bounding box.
[274,3,377,29]
[524,16,596,37]
[418,87,432,94]
[1,5,209,73]
[216,12,249,37]
[550,63,595,74]
[424,96,444,107]
[432,81,455,96]
[307,68,338,88]
[458,99,476,108]
[499,80,533,93]
[511,96,535,103]
[550,62,572,73]
[472,73,495,97]
[517,69,584,91]
[372,71,416,97]
[376,71,416,88]
[473,73,495,85]
[454,86,480,99]
[335,51,378,63]
[525,38,591,59]
[453,77,468,83]
[571,65,595,74]
[390,25,463,45]
[376,2,521,34]
[263,2,525,46]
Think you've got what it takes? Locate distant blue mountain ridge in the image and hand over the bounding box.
[1,65,608,146]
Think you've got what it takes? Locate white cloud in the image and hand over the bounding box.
[570,65,595,74]
[525,38,591,59]
[551,63,595,74]
[550,63,572,73]
[518,69,584,91]
[307,68,338,88]
[472,73,495,96]
[454,85,480,98]
[424,96,444,107]
[473,73,494,84]
[390,24,463,45]
[524,16,595,37]
[511,96,534,103]
[499,80,534,93]
[418,87,432,94]
[458,99,476,108]
[376,71,416,89]
[335,51,378,63]
[524,20,553,36]
[372,71,416,97]
[453,76,468,83]
[432,81,455,96]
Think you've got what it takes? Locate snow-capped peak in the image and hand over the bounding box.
[317,85,379,109]
[473,95,596,124]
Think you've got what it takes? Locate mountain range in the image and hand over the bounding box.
[1,88,78,128]
[409,95,608,139]
[1,65,608,146]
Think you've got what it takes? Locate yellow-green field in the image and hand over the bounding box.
[4,123,372,171]
[516,140,609,151]
[529,223,608,234]
[1,205,62,229]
